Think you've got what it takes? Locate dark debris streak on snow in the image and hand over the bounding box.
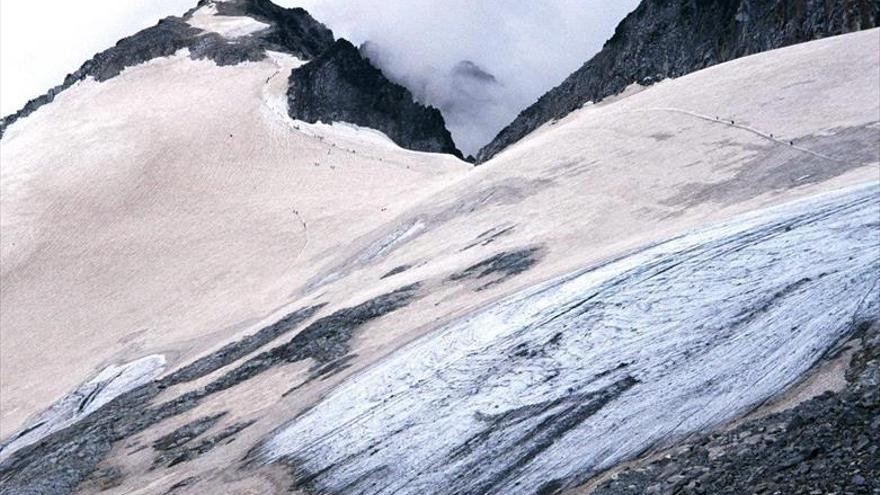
[0,283,422,495]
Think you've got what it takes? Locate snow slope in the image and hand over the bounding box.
[0,23,877,495]
[0,48,466,440]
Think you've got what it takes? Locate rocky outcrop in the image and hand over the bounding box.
[209,0,333,59]
[477,0,880,162]
[287,39,463,158]
[592,321,880,495]
[0,0,333,137]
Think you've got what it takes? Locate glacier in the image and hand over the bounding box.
[259,182,880,494]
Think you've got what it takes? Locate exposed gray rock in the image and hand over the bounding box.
[200,283,420,393]
[79,466,125,492]
[461,225,516,251]
[163,476,199,494]
[152,413,227,452]
[380,265,412,279]
[153,420,257,468]
[163,304,323,386]
[287,39,463,158]
[211,0,333,58]
[449,247,542,290]
[477,0,880,162]
[592,321,880,495]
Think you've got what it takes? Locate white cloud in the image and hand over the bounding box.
[1,0,195,116]
[279,0,640,154]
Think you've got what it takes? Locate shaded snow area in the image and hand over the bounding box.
[259,183,880,494]
[187,3,270,39]
[0,355,165,463]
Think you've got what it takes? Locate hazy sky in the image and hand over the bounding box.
[0,0,196,116]
[2,0,639,153]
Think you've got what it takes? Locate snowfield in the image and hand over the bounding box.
[0,17,877,495]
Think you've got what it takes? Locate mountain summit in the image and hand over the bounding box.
[0,0,462,157]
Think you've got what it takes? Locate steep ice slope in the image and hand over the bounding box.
[0,24,877,495]
[259,182,879,495]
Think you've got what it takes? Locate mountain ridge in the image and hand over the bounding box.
[287,39,463,158]
[0,0,462,158]
[477,0,880,162]
[0,0,332,137]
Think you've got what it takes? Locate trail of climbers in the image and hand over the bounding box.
[290,207,310,266]
[627,107,852,165]
[254,57,312,267]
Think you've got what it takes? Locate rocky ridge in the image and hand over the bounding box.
[0,0,333,137]
[287,39,463,158]
[477,0,880,162]
[0,0,463,158]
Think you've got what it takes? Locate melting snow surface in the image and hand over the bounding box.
[260,183,880,494]
[0,355,165,462]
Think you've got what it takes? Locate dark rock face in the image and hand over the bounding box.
[287,39,463,158]
[0,0,334,137]
[380,264,412,279]
[461,224,516,251]
[477,0,880,162]
[592,321,880,495]
[200,283,421,393]
[163,303,324,386]
[211,0,333,59]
